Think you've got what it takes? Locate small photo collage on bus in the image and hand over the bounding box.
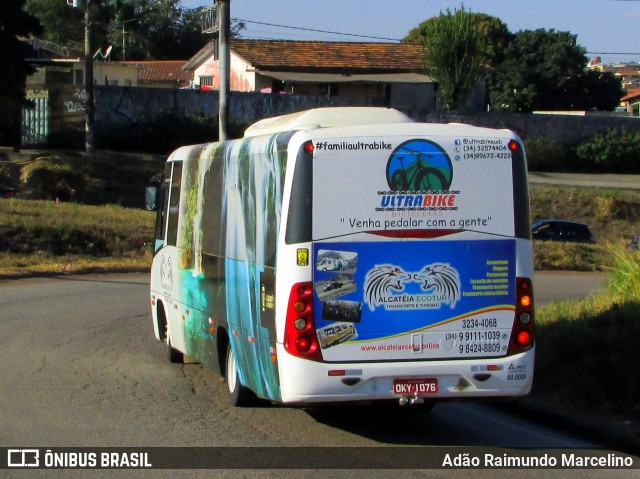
[314,250,362,348]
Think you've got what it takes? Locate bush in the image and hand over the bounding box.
[575,129,640,172]
[0,162,14,186]
[523,137,573,171]
[20,157,86,200]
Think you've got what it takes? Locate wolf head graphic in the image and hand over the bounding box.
[414,263,460,308]
[364,265,411,311]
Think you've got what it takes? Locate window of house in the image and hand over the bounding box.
[321,83,340,96]
[200,76,213,89]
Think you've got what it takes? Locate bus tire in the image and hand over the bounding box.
[225,344,253,407]
[165,323,183,364]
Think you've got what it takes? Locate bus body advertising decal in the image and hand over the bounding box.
[313,239,516,362]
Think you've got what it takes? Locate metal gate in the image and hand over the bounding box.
[21,91,49,146]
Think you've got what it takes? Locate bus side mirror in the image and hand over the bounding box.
[145,186,158,211]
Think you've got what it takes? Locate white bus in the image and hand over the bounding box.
[147,107,535,407]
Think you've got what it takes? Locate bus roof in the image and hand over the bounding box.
[243,107,414,138]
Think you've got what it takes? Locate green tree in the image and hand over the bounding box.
[26,0,241,61]
[573,69,623,112]
[1,0,43,106]
[488,28,623,112]
[109,0,196,60]
[404,7,508,110]
[0,0,42,144]
[25,0,83,46]
[405,11,512,69]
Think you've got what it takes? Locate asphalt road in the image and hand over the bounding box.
[528,172,640,191]
[0,272,635,478]
[534,270,607,305]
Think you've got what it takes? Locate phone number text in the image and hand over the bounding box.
[462,152,511,160]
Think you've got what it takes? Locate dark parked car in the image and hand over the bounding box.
[0,185,16,198]
[531,220,595,243]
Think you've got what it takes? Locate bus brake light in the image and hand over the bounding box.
[296,336,311,352]
[516,331,531,346]
[508,277,535,355]
[284,282,323,361]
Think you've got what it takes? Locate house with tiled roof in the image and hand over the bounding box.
[588,58,640,114]
[182,39,438,114]
[588,57,640,92]
[125,60,193,88]
[620,88,640,115]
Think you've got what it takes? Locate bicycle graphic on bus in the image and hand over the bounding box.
[387,140,453,192]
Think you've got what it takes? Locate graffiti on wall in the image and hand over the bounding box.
[93,86,348,131]
[63,88,88,114]
[114,88,155,124]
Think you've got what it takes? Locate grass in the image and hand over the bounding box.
[530,185,640,271]
[0,253,150,277]
[5,150,166,208]
[0,199,154,277]
[2,183,637,276]
[533,246,640,421]
[530,186,640,237]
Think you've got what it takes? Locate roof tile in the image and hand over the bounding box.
[125,60,192,85]
[230,39,425,71]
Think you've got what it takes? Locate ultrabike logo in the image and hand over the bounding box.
[382,139,456,212]
[376,191,459,211]
[364,263,460,311]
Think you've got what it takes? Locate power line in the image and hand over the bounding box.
[234,17,640,57]
[234,18,402,42]
[588,51,640,56]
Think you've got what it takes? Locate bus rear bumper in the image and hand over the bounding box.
[276,344,534,404]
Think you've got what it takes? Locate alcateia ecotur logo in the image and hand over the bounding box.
[364,263,460,311]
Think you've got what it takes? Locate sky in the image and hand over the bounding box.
[180,0,640,65]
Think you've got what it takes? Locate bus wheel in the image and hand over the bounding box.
[225,344,253,407]
[165,323,183,364]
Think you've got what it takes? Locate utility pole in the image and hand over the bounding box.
[67,0,94,154]
[122,18,136,62]
[218,0,230,141]
[84,0,95,154]
[122,20,126,62]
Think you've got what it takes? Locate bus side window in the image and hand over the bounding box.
[166,162,182,247]
[153,171,170,249]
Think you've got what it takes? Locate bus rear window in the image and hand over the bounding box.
[285,144,313,244]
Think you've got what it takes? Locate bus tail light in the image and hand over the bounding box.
[284,282,323,361]
[507,277,535,355]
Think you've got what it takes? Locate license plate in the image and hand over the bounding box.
[393,378,438,395]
